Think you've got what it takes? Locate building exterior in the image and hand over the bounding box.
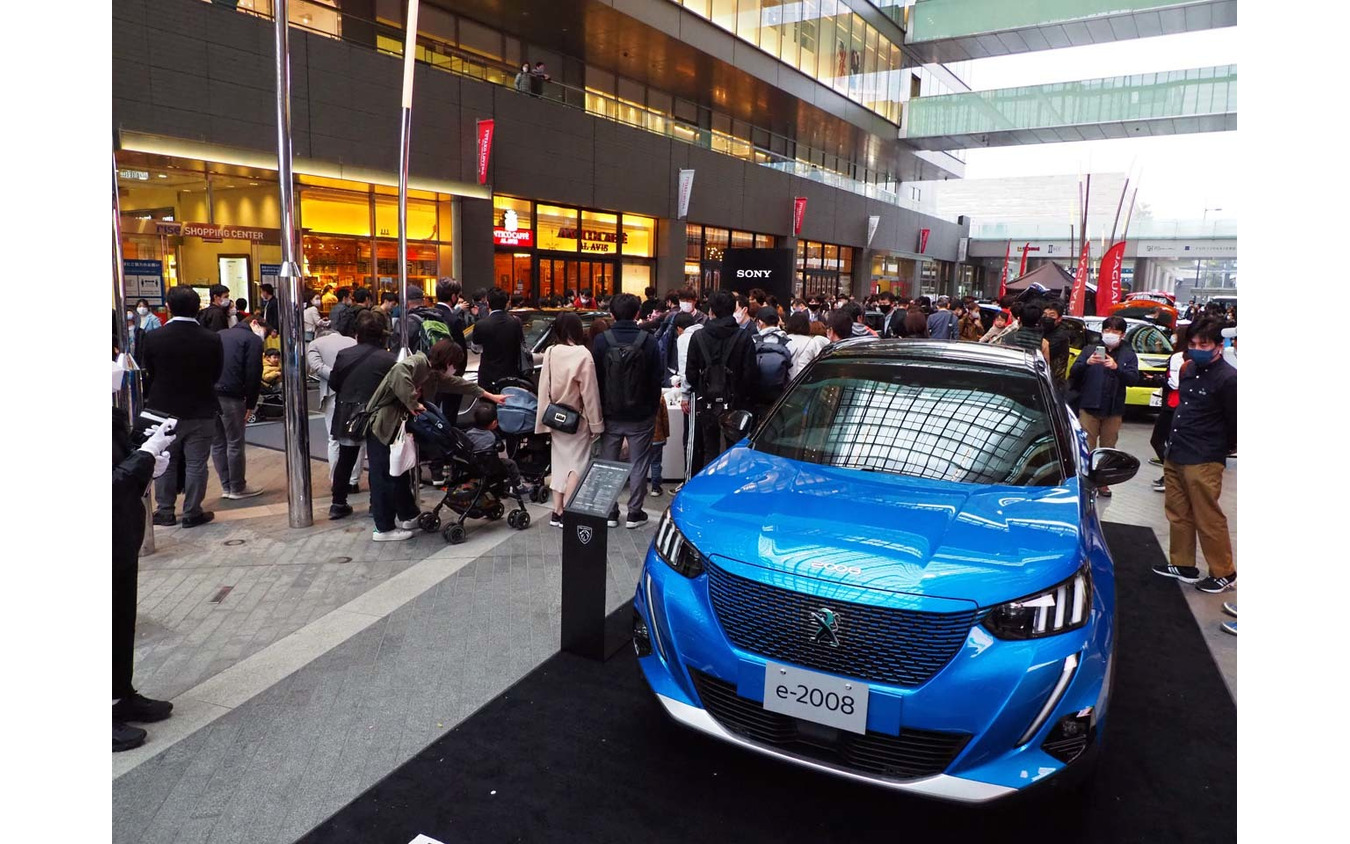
[113,0,981,310]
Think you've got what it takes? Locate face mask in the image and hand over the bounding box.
[126,311,135,322]
[1102,332,1122,349]
[312,298,321,307]
[679,301,694,313]
[137,306,149,317]
[1041,316,1058,330]
[879,304,892,313]
[735,308,748,324]
[1187,347,1218,366]
[229,306,237,316]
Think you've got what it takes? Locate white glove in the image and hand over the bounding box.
[152,451,171,479]
[139,419,177,457]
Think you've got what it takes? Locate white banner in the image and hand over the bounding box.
[957,237,969,262]
[677,169,695,219]
[866,215,880,247]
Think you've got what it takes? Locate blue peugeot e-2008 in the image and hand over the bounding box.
[632,339,1138,802]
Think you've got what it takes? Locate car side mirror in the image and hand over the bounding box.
[1087,448,1139,487]
[721,409,754,441]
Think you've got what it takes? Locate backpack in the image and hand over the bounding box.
[693,330,738,407]
[600,329,651,417]
[752,332,793,401]
[411,307,452,353]
[332,304,366,338]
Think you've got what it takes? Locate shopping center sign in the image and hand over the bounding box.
[154,221,280,243]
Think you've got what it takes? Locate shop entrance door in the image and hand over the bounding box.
[802,270,840,300]
[538,256,617,302]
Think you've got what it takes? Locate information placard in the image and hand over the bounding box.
[123,259,164,306]
[565,459,631,518]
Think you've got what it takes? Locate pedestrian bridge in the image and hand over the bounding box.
[904,0,1236,63]
[902,65,1236,151]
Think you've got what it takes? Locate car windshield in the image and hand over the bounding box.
[516,313,556,349]
[754,359,1064,486]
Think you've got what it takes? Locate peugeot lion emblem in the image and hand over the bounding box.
[577,525,593,545]
[809,608,840,648]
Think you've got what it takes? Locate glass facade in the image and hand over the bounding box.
[492,195,657,301]
[684,225,779,292]
[676,0,906,124]
[796,239,855,299]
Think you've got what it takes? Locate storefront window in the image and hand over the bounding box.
[705,227,729,262]
[686,226,704,262]
[577,210,620,255]
[622,214,656,257]
[730,230,754,250]
[300,190,371,236]
[536,204,579,252]
[374,195,438,240]
[755,233,777,249]
[494,251,533,297]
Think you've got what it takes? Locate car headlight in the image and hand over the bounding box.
[984,565,1092,640]
[653,510,704,578]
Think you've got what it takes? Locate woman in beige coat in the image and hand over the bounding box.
[535,312,604,528]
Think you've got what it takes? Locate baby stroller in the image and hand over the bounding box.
[407,402,531,544]
[495,379,553,504]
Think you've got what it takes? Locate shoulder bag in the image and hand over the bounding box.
[329,345,380,439]
[540,347,582,435]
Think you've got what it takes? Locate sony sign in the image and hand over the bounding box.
[720,248,795,304]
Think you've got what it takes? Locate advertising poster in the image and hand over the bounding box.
[123,259,164,306]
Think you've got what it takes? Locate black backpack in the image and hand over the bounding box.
[694,330,738,407]
[601,329,651,416]
[752,332,793,401]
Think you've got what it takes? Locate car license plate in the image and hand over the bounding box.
[1148,391,1162,407]
[762,662,868,734]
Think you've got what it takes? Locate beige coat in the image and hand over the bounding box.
[536,343,604,491]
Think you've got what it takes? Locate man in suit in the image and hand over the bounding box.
[141,286,225,528]
[258,282,280,334]
[212,317,265,500]
[472,287,525,392]
[432,278,469,355]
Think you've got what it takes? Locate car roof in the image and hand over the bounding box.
[820,337,1043,373]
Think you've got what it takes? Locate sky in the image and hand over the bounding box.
[954,27,1239,221]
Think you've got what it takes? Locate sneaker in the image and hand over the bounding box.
[112,692,173,724]
[1220,620,1237,636]
[1148,457,1163,466]
[1222,602,1237,618]
[152,512,177,527]
[113,721,147,753]
[1195,574,1236,594]
[607,510,620,528]
[1152,563,1202,583]
[649,486,664,498]
[224,487,265,500]
[1097,485,1112,498]
[181,511,215,529]
[328,503,353,521]
[625,510,649,529]
[372,528,414,542]
[395,516,421,531]
[549,512,564,529]
[1151,477,1166,492]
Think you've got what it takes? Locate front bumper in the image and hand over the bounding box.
[633,550,1114,803]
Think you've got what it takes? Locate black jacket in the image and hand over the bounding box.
[330,342,397,406]
[686,315,758,410]
[140,319,225,419]
[112,408,155,573]
[433,302,469,353]
[1166,357,1237,465]
[260,295,280,334]
[591,320,663,422]
[199,304,230,332]
[215,322,264,408]
[1068,343,1140,418]
[474,311,526,391]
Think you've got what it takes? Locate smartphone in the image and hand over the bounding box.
[1094,344,1107,359]
[131,409,178,447]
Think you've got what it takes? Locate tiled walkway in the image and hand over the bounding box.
[113,418,1236,843]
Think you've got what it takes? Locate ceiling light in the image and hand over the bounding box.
[249,182,260,186]
[156,173,168,178]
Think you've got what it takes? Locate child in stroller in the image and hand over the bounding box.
[409,401,531,544]
[494,379,552,504]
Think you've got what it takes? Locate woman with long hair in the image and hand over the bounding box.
[536,312,604,528]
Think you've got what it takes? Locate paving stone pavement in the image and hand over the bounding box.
[114,418,1235,843]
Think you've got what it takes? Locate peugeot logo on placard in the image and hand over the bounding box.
[577,525,593,545]
[809,608,840,648]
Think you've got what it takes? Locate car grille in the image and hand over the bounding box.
[705,561,976,687]
[690,669,970,780]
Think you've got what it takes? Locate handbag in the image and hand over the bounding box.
[328,345,381,439]
[388,419,418,476]
[540,347,582,435]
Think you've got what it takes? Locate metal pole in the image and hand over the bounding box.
[274,0,313,527]
[396,0,421,361]
[1109,178,1128,245]
[113,151,155,555]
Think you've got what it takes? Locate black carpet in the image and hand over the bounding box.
[297,523,1235,844]
[244,414,329,462]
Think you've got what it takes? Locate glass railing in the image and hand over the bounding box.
[216,0,954,216]
[970,219,1238,240]
[908,0,1199,43]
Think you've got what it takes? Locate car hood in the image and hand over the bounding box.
[672,445,1085,609]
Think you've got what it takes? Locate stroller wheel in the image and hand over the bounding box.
[531,486,550,504]
[511,510,531,531]
[487,502,505,521]
[506,510,519,529]
[417,512,440,532]
[443,524,467,545]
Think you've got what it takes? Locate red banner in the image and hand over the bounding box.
[998,241,1011,298]
[1069,242,1092,317]
[918,228,931,254]
[476,119,495,185]
[1098,241,1127,310]
[793,197,807,235]
[1018,242,1037,277]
